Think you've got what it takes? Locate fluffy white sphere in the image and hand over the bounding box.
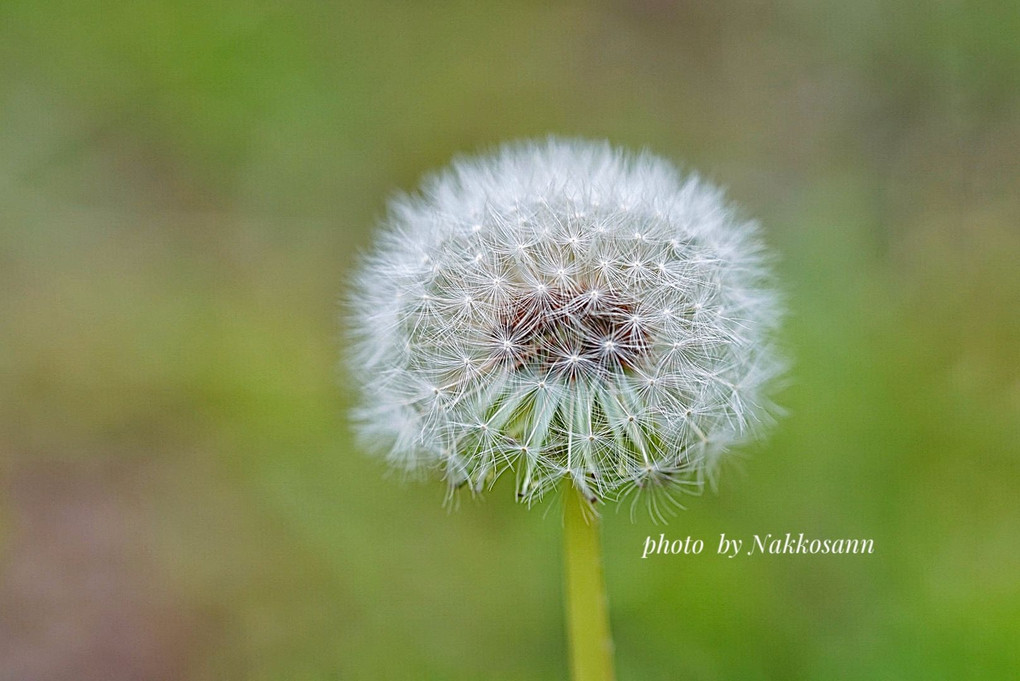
[347,138,784,509]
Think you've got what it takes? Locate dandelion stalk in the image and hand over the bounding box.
[563,488,615,681]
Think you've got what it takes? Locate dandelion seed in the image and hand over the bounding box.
[346,138,784,507]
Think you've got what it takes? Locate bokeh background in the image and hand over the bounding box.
[2,1,1018,679]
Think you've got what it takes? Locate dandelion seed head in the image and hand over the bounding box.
[347,138,785,508]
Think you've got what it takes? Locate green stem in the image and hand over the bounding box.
[563,485,616,681]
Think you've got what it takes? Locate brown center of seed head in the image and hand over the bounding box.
[490,284,651,379]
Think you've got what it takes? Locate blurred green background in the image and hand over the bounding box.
[1,1,1018,679]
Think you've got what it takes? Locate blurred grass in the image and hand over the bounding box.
[1,1,1018,679]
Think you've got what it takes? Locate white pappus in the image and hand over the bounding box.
[346,138,785,515]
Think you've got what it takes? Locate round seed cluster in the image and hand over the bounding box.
[347,139,784,509]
